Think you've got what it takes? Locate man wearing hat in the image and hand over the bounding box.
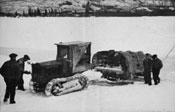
[17,55,31,91]
[152,54,163,85]
[143,53,152,85]
[0,53,20,104]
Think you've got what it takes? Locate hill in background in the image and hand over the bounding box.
[0,0,175,17]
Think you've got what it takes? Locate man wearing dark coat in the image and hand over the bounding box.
[17,55,30,91]
[0,53,20,104]
[152,54,163,85]
[143,53,152,85]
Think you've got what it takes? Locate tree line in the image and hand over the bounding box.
[0,4,174,17]
[27,7,59,17]
[0,7,61,17]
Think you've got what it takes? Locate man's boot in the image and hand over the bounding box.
[3,92,9,102]
[17,85,25,91]
[10,101,16,104]
[3,98,8,102]
[10,93,16,104]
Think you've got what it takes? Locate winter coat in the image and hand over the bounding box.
[152,58,163,70]
[17,58,25,71]
[0,60,20,79]
[143,57,152,72]
[17,58,30,74]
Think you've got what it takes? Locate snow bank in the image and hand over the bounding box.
[160,57,175,83]
[161,71,175,83]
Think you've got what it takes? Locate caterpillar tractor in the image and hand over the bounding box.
[30,41,92,94]
[30,41,146,96]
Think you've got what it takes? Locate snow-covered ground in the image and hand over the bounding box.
[0,55,175,112]
[0,17,175,112]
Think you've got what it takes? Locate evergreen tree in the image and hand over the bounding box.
[37,8,41,16]
[28,7,33,16]
[85,1,90,16]
[23,10,25,16]
[14,11,18,17]
[33,8,37,16]
[50,8,54,15]
[44,9,48,16]
[54,9,57,16]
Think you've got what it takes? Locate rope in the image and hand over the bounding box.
[163,42,175,60]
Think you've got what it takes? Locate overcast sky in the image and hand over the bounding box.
[0,17,175,58]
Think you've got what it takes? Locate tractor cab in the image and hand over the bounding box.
[55,41,91,74]
[31,41,91,92]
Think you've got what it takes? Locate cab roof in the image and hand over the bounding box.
[55,41,91,46]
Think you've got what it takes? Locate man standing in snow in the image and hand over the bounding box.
[143,53,152,85]
[152,54,163,85]
[17,55,31,91]
[0,53,20,104]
